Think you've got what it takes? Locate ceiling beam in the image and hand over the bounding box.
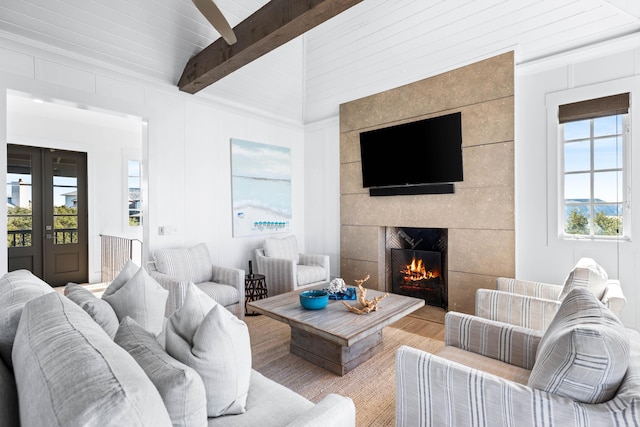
[178,0,364,94]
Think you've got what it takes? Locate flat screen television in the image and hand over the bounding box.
[359,112,463,194]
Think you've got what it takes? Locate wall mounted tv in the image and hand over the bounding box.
[359,112,463,196]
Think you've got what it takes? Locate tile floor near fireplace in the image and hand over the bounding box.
[385,227,448,310]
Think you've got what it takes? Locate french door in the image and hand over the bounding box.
[7,145,88,286]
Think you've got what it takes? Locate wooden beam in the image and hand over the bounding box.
[178,0,364,94]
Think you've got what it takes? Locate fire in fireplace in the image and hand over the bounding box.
[400,256,438,282]
[390,248,444,308]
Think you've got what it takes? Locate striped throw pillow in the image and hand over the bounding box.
[559,257,608,301]
[528,286,629,403]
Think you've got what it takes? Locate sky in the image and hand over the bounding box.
[563,115,624,204]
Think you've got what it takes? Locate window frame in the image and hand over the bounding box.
[127,158,142,227]
[559,113,629,240]
[546,78,636,245]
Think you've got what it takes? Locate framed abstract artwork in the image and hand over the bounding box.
[231,138,292,237]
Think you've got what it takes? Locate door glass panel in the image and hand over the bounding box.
[52,156,78,245]
[7,152,33,247]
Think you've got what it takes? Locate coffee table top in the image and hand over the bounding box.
[247,287,425,347]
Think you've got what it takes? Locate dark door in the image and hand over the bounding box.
[7,145,88,286]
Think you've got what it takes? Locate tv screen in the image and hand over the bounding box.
[359,112,463,188]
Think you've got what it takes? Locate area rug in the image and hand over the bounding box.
[246,315,445,426]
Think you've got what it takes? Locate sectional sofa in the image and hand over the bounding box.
[0,269,355,426]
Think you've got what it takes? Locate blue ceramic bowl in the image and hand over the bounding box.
[299,290,329,310]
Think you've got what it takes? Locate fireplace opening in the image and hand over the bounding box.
[385,227,447,309]
[391,249,442,306]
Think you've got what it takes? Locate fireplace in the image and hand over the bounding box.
[385,227,447,309]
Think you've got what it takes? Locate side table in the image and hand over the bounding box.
[245,274,268,316]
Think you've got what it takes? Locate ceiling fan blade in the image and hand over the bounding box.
[192,0,237,45]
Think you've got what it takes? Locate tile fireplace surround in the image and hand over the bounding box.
[339,52,515,315]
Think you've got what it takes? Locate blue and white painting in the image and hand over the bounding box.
[231,138,292,237]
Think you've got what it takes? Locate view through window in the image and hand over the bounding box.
[128,159,142,226]
[560,93,629,239]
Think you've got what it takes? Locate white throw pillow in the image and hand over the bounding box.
[102,265,168,336]
[559,257,608,301]
[0,269,54,367]
[528,287,629,404]
[64,283,119,338]
[102,259,138,297]
[264,235,299,263]
[12,292,172,426]
[165,283,251,418]
[115,317,208,427]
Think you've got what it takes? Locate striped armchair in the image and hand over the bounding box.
[147,243,245,319]
[396,287,639,426]
[254,235,330,296]
[475,257,626,331]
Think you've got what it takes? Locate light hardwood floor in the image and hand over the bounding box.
[392,314,445,341]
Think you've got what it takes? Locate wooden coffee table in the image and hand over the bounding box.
[247,287,424,375]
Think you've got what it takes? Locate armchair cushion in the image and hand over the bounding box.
[559,257,608,301]
[197,282,240,307]
[528,287,629,404]
[264,235,299,263]
[297,265,327,286]
[153,243,213,284]
[475,289,560,331]
[165,283,251,418]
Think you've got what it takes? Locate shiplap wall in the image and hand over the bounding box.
[1,0,639,124]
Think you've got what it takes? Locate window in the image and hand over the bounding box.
[559,93,629,239]
[128,159,142,226]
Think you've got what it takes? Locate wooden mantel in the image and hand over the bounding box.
[178,0,364,94]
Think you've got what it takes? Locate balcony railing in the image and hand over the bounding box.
[8,230,31,247]
[7,229,78,247]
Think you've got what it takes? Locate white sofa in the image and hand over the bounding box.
[0,269,356,427]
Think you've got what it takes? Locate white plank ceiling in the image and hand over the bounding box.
[1,0,639,124]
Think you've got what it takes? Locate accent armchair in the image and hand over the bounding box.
[475,257,626,330]
[396,287,639,426]
[254,235,330,296]
[147,243,245,319]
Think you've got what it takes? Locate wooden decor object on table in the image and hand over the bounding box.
[342,274,389,315]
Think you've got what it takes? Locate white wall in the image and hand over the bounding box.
[7,103,142,282]
[304,117,341,279]
[516,39,640,330]
[0,38,306,282]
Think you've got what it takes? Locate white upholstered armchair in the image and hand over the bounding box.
[254,235,330,296]
[147,243,245,319]
[475,257,626,331]
[396,287,639,426]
